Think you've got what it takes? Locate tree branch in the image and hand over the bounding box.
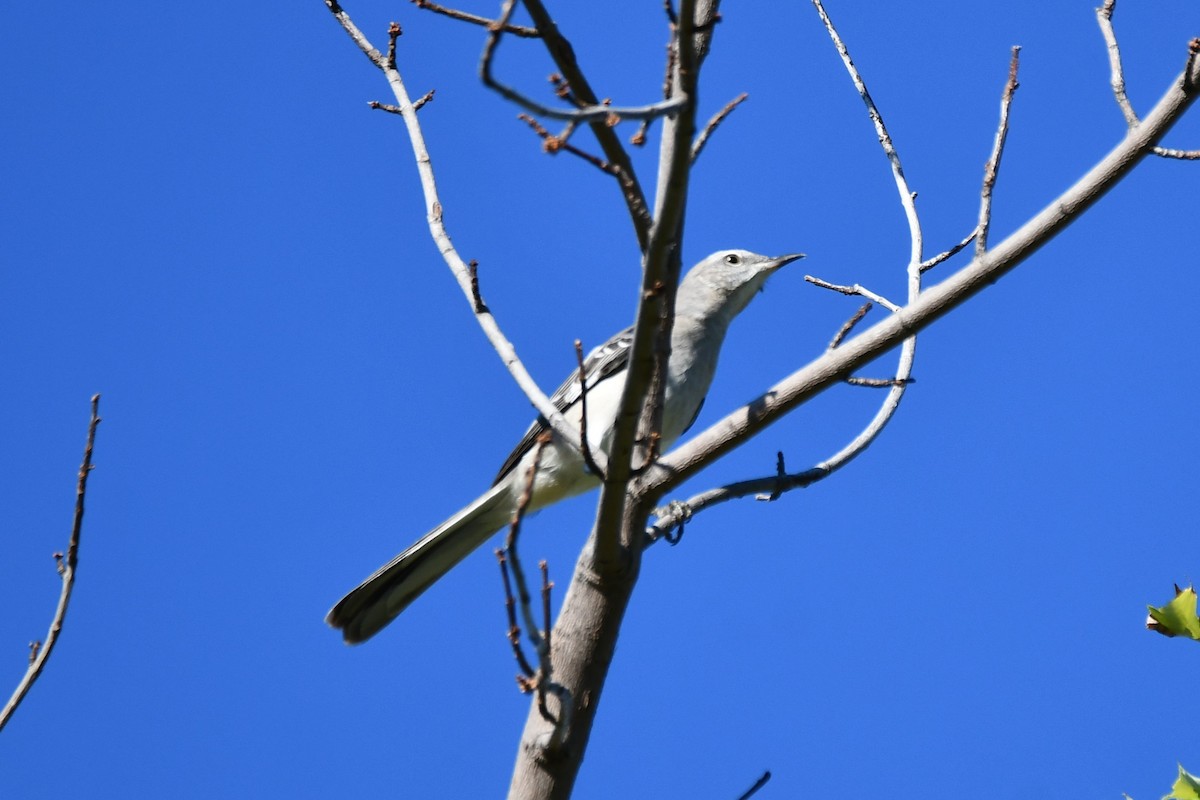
[691,91,748,162]
[1097,0,1200,159]
[409,0,540,38]
[508,3,720,797]
[651,26,1025,540]
[0,395,101,733]
[591,0,706,568]
[484,0,657,250]
[703,0,926,519]
[645,51,1200,498]
[976,47,1022,255]
[323,3,605,474]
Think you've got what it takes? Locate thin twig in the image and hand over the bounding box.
[1097,0,1140,127]
[504,432,551,642]
[977,47,1021,256]
[500,435,572,741]
[478,0,684,124]
[919,228,978,273]
[410,0,540,37]
[735,771,773,800]
[467,260,486,313]
[0,395,101,733]
[595,0,703,563]
[754,452,787,501]
[537,560,554,721]
[553,119,579,147]
[650,1,930,541]
[546,73,579,107]
[828,302,872,350]
[632,41,677,148]
[413,89,435,111]
[646,41,1200,507]
[518,113,620,177]
[1097,2,1200,158]
[497,550,538,680]
[497,0,656,251]
[663,0,678,26]
[574,340,607,479]
[846,376,912,388]
[812,0,923,268]
[808,0,920,501]
[370,90,434,114]
[323,0,602,472]
[690,92,748,162]
[805,275,901,312]
[386,21,401,70]
[325,0,385,67]
[1150,144,1200,160]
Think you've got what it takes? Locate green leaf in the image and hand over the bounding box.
[1146,585,1200,641]
[1163,764,1200,800]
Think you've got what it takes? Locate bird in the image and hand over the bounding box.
[327,249,804,644]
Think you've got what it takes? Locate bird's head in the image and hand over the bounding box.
[677,249,805,323]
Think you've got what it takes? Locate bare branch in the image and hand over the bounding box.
[812,0,923,268]
[386,20,401,69]
[650,10,1019,584]
[506,0,656,251]
[413,89,435,111]
[466,259,487,313]
[736,771,773,800]
[325,0,386,67]
[1,395,101,733]
[1097,2,1200,158]
[805,275,901,312]
[500,433,571,739]
[919,228,978,273]
[594,0,705,567]
[807,0,921,508]
[691,92,749,162]
[1097,0,1141,127]
[846,376,912,388]
[977,47,1022,256]
[663,0,678,26]
[478,1,680,122]
[755,451,788,502]
[1150,145,1200,161]
[497,550,538,680]
[483,67,683,122]
[631,41,678,148]
[517,113,622,178]
[647,463,830,545]
[504,438,548,656]
[370,89,434,114]
[652,0,931,583]
[410,0,539,37]
[535,560,566,738]
[322,0,602,472]
[646,52,1200,499]
[828,302,873,350]
[574,340,607,479]
[510,4,720,794]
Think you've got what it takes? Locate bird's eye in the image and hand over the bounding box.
[724,253,741,265]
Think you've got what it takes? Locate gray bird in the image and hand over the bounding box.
[328,249,803,644]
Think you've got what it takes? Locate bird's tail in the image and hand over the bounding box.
[327,481,514,644]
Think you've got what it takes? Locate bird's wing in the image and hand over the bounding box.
[492,327,633,484]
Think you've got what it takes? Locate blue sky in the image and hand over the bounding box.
[2,1,1198,797]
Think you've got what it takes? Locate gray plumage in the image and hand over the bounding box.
[327,249,803,644]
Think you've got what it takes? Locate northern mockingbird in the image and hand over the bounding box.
[328,249,803,644]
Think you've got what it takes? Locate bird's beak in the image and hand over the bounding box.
[756,253,804,294]
[771,253,806,271]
